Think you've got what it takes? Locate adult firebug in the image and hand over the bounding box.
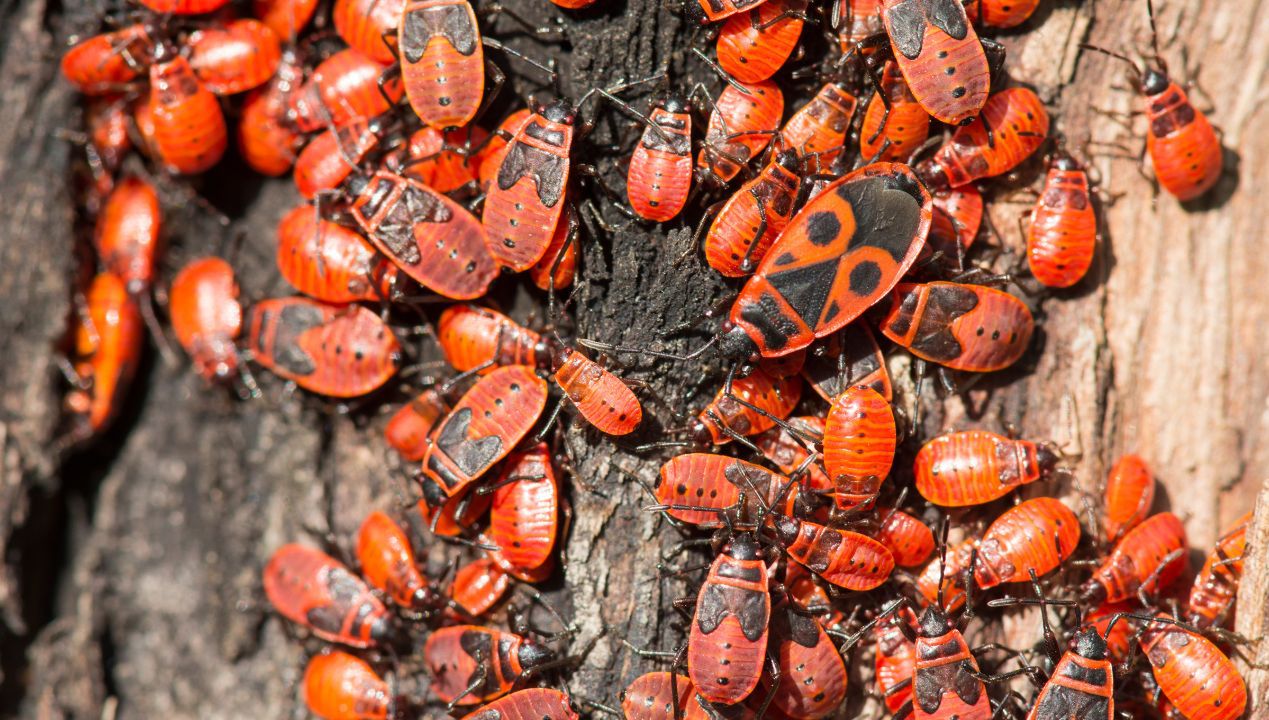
[262,544,392,648]
[879,281,1035,373]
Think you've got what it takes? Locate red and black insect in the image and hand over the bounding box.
[800,323,892,401]
[703,150,802,277]
[169,257,243,384]
[276,205,402,304]
[822,384,896,510]
[437,304,551,374]
[335,0,403,64]
[718,162,932,361]
[289,48,403,132]
[686,0,769,26]
[915,537,974,613]
[773,515,895,590]
[966,0,1040,28]
[482,99,580,272]
[698,79,784,183]
[1081,3,1223,201]
[778,81,857,166]
[417,365,549,506]
[237,47,305,177]
[404,125,488,194]
[1103,453,1154,542]
[148,51,228,175]
[186,19,282,96]
[873,0,1002,125]
[456,688,578,720]
[529,204,578,291]
[916,87,1050,190]
[1185,510,1251,630]
[876,506,935,567]
[754,416,833,497]
[293,120,384,200]
[245,297,402,397]
[622,672,707,720]
[385,388,449,462]
[834,0,883,52]
[356,510,444,611]
[483,444,560,579]
[63,273,144,442]
[448,556,511,618]
[94,176,160,294]
[859,60,930,161]
[717,0,808,83]
[688,367,802,446]
[61,24,152,95]
[83,96,132,199]
[910,606,991,720]
[656,453,813,528]
[1027,150,1098,288]
[973,497,1080,589]
[925,186,983,268]
[398,0,484,130]
[1080,512,1188,606]
[424,623,559,706]
[763,603,849,719]
[479,109,533,192]
[303,650,395,720]
[688,533,771,705]
[347,170,498,300]
[878,281,1035,373]
[914,429,1059,507]
[262,544,392,648]
[1135,613,1247,720]
[628,95,693,222]
[874,606,918,714]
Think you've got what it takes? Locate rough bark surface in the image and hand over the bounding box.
[1,0,1266,717]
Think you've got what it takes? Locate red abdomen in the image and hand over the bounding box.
[399,0,484,130]
[1027,165,1096,287]
[1145,81,1222,200]
[914,430,1044,506]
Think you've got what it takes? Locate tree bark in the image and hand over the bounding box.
[3,0,1268,717]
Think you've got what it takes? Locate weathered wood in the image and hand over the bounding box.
[2,0,1266,717]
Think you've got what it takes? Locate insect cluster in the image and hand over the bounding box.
[55,0,1243,714]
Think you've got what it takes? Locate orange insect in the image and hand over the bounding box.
[1103,454,1154,542]
[262,544,392,648]
[437,304,551,374]
[778,81,858,166]
[688,534,770,705]
[403,124,488,194]
[873,608,918,714]
[186,19,282,95]
[879,282,1035,373]
[245,297,402,397]
[276,205,401,304]
[552,347,643,436]
[254,0,320,40]
[169,257,243,383]
[910,607,991,720]
[398,0,484,130]
[925,186,983,267]
[61,25,152,95]
[686,0,769,25]
[974,497,1080,588]
[690,367,802,446]
[293,120,383,200]
[148,53,228,175]
[917,87,1050,190]
[424,624,557,706]
[347,171,498,300]
[447,557,510,617]
[628,96,693,222]
[478,109,533,192]
[84,96,132,186]
[703,150,802,277]
[763,603,849,719]
[876,0,1000,125]
[356,510,442,611]
[289,48,403,132]
[823,385,896,510]
[1027,150,1097,288]
[656,453,812,528]
[801,323,891,401]
[834,0,883,51]
[94,176,160,293]
[456,689,577,720]
[482,100,579,272]
[64,273,144,441]
[876,507,935,567]
[914,429,1059,507]
[859,60,930,161]
[1080,512,1188,606]
[303,651,393,720]
[1083,600,1135,663]
[417,366,549,506]
[484,444,560,577]
[698,80,784,183]
[719,162,932,361]
[622,672,708,720]
[717,0,808,83]
[237,49,304,176]
[137,0,228,13]
[529,204,578,291]
[385,388,448,462]
[965,0,1040,28]
[772,515,895,590]
[754,416,833,494]
[915,538,975,613]
[335,0,404,64]
[1135,614,1247,720]
[1185,511,1251,629]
